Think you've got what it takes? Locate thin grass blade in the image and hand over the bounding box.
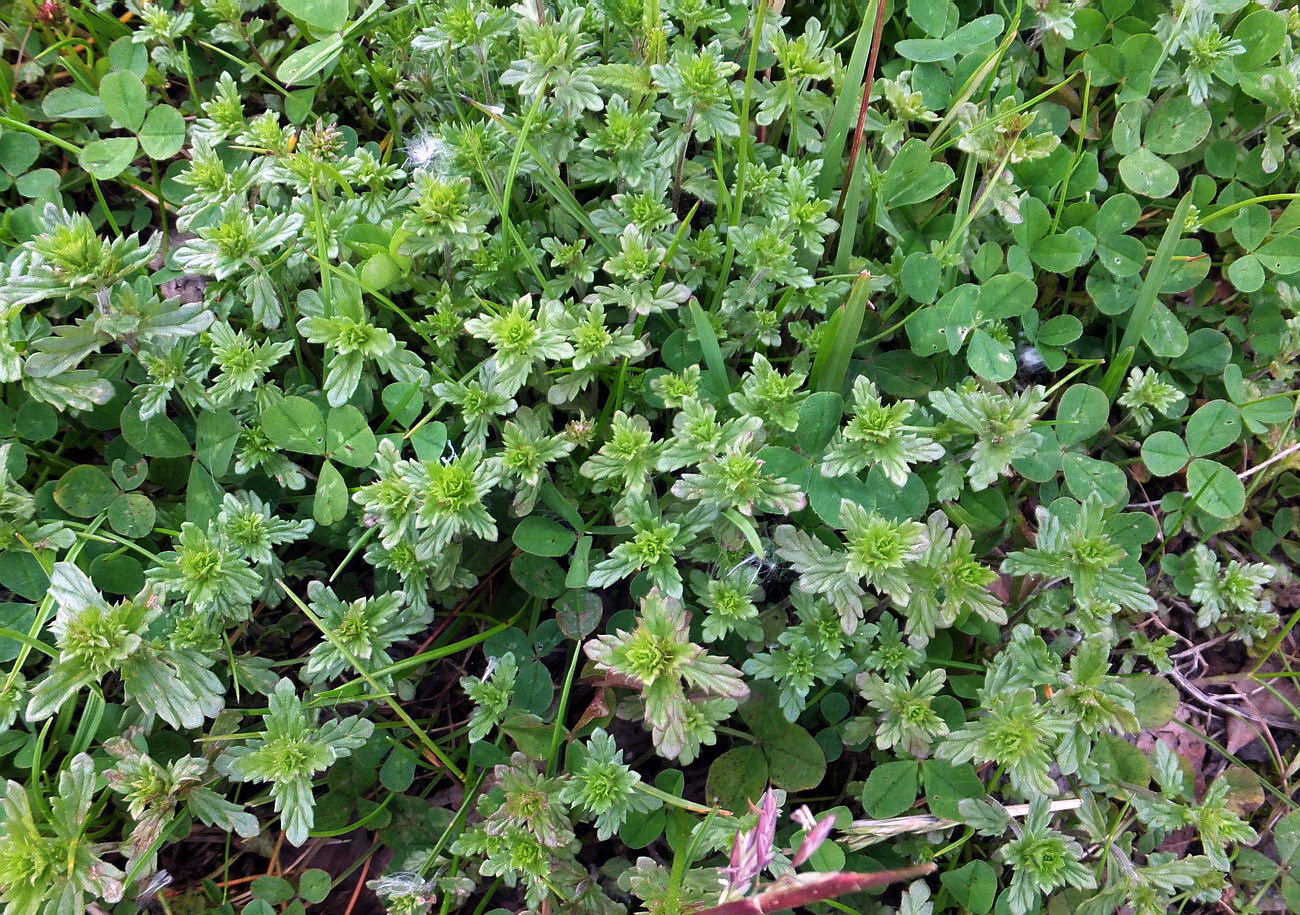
[812,270,873,394]
[1100,192,1193,400]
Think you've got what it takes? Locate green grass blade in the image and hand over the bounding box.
[812,270,873,393]
[472,87,548,289]
[0,628,56,659]
[1100,192,1193,401]
[317,612,521,696]
[689,299,731,399]
[546,641,583,775]
[463,96,616,257]
[815,0,882,201]
[279,580,467,781]
[831,153,870,276]
[925,1,1023,149]
[727,0,771,229]
[706,0,771,313]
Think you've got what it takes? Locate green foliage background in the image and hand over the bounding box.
[1,0,1300,912]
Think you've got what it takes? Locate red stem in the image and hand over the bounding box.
[836,0,890,218]
[697,864,937,915]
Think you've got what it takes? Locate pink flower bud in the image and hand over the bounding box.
[721,788,781,898]
[790,806,836,866]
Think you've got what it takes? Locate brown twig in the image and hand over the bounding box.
[11,24,34,98]
[412,554,511,655]
[1240,440,1300,481]
[343,854,373,915]
[1168,664,1300,732]
[268,831,286,876]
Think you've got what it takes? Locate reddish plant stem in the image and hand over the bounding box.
[342,853,373,915]
[698,864,937,915]
[836,0,890,219]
